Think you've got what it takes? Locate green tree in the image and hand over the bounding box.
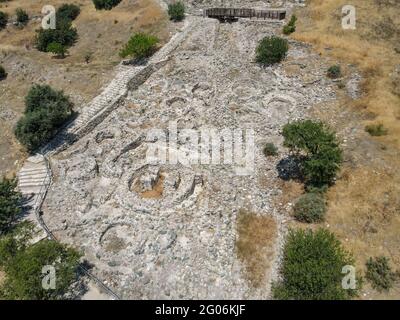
[92,0,122,10]
[47,42,68,58]
[256,36,288,66]
[0,239,81,300]
[24,84,72,113]
[15,85,73,152]
[119,33,159,60]
[0,222,34,265]
[0,178,22,235]
[56,3,80,23]
[168,2,185,22]
[16,8,29,26]
[35,20,78,52]
[282,120,342,187]
[273,228,357,300]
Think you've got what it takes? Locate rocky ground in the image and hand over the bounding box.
[41,13,342,299]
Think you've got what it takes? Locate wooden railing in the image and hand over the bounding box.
[203,8,286,21]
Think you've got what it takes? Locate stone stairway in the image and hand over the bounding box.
[74,68,137,126]
[17,154,50,242]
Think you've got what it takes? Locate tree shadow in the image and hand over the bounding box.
[122,57,149,66]
[276,155,306,182]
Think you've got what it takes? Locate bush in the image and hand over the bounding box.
[119,33,159,60]
[263,143,278,157]
[0,222,34,266]
[16,8,29,26]
[0,65,6,80]
[168,1,185,22]
[283,15,297,35]
[35,20,78,52]
[47,42,68,58]
[327,65,341,79]
[256,36,288,66]
[92,0,122,10]
[56,3,81,23]
[365,256,399,292]
[0,11,7,30]
[0,239,81,299]
[365,123,388,136]
[282,120,343,187]
[15,85,73,152]
[293,192,326,223]
[273,228,356,300]
[0,178,21,235]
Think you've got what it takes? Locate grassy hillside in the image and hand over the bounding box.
[292,0,400,299]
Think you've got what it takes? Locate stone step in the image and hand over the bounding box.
[19,176,48,184]
[19,179,49,188]
[19,176,49,184]
[19,186,45,195]
[19,168,47,175]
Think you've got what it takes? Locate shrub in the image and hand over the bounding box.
[256,36,288,66]
[56,4,81,23]
[327,65,341,79]
[283,14,297,35]
[84,52,92,64]
[0,178,21,235]
[119,33,159,60]
[0,11,7,30]
[0,65,6,80]
[365,256,399,292]
[293,192,326,223]
[263,143,278,157]
[0,239,81,299]
[15,85,73,152]
[35,20,78,52]
[273,228,357,300]
[282,120,343,187]
[16,8,29,26]
[365,123,388,136]
[47,42,68,58]
[92,0,122,10]
[0,222,34,266]
[168,1,185,22]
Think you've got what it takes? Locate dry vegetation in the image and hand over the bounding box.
[289,0,400,299]
[0,0,171,176]
[236,209,277,288]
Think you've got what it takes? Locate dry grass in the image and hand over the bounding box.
[235,209,277,288]
[293,0,400,146]
[291,0,400,299]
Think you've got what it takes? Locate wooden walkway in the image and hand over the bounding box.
[203,8,286,22]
